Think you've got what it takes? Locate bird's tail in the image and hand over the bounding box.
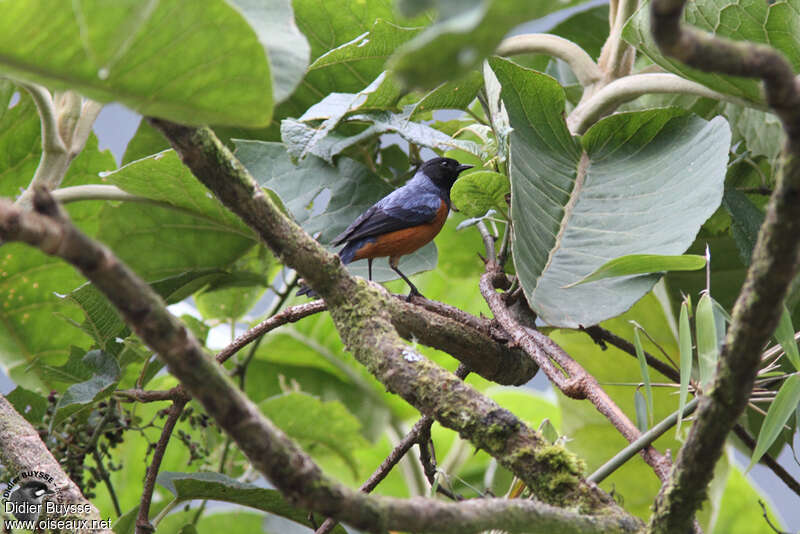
[296,241,361,297]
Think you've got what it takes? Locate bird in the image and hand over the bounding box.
[8,480,55,522]
[297,157,473,298]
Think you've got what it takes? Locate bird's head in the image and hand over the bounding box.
[420,157,473,191]
[15,481,55,504]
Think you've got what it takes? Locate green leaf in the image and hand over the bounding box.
[748,374,800,471]
[774,305,800,372]
[234,140,438,283]
[156,471,346,533]
[281,107,482,163]
[6,386,48,424]
[194,246,272,321]
[0,92,112,391]
[410,70,484,116]
[722,189,764,266]
[633,327,654,428]
[286,1,426,116]
[677,299,693,435]
[634,389,648,433]
[97,151,256,281]
[0,1,273,126]
[451,170,509,218]
[696,293,718,389]
[228,0,310,104]
[66,283,128,353]
[389,0,583,88]
[491,57,730,328]
[565,254,707,288]
[309,19,421,74]
[624,0,800,105]
[53,350,120,424]
[259,392,368,477]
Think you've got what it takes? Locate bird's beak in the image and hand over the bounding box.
[457,164,473,173]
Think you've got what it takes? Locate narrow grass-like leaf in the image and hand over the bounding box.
[633,327,654,428]
[677,299,693,435]
[748,374,800,471]
[634,389,648,433]
[564,254,706,288]
[696,293,718,389]
[774,305,800,371]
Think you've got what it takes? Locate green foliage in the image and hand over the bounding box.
[156,471,346,533]
[491,57,730,328]
[0,1,275,126]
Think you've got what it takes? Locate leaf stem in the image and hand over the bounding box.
[588,397,699,484]
[496,34,602,88]
[567,72,763,134]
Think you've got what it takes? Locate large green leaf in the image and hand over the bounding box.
[283,0,426,117]
[260,392,369,478]
[389,0,583,88]
[96,150,256,280]
[623,0,800,105]
[234,140,437,282]
[0,0,273,126]
[227,0,310,104]
[0,90,114,391]
[156,471,346,534]
[492,57,730,328]
[281,107,482,163]
[749,374,800,470]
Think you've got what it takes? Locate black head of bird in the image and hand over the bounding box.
[8,480,55,522]
[419,157,474,192]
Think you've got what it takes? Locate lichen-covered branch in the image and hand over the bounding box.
[648,1,800,532]
[0,395,110,534]
[0,191,640,534]
[147,119,621,512]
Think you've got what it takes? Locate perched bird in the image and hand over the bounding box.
[298,157,472,298]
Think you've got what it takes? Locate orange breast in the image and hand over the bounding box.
[352,200,449,261]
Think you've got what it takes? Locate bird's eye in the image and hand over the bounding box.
[440,160,448,167]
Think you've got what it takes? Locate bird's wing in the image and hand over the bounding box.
[330,188,443,245]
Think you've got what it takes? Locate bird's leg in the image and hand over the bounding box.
[390,256,422,300]
[368,258,373,281]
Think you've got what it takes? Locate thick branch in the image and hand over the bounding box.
[147,119,616,511]
[0,395,110,533]
[648,2,800,532]
[0,192,639,534]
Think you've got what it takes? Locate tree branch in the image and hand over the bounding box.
[0,189,640,534]
[136,396,188,534]
[146,119,616,511]
[480,267,672,483]
[0,394,110,534]
[647,2,800,531]
[316,365,471,534]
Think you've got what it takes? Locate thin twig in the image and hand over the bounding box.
[136,396,188,534]
[315,365,471,534]
[480,267,672,482]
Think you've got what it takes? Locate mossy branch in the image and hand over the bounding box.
[0,190,640,533]
[648,1,800,532]
[147,118,626,514]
